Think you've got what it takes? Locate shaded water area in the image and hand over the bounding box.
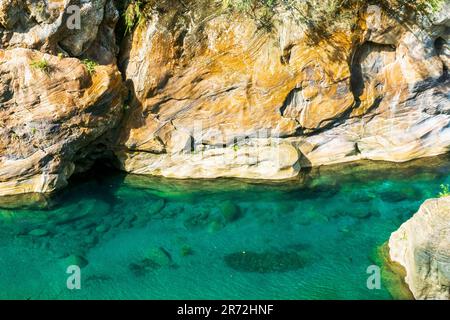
[1,155,449,299]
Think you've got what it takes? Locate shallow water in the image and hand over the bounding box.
[0,156,449,300]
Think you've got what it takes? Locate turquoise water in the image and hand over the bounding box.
[0,156,449,300]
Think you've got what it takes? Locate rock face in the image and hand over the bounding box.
[0,48,124,196]
[389,196,450,300]
[116,1,450,179]
[0,0,119,63]
[0,1,449,194]
[0,0,124,196]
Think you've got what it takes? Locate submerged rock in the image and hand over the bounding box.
[379,190,408,203]
[180,245,194,257]
[130,246,174,276]
[148,199,166,215]
[389,196,450,299]
[145,247,173,268]
[224,249,310,273]
[28,228,49,237]
[207,220,225,233]
[183,210,211,229]
[219,201,242,223]
[62,254,89,269]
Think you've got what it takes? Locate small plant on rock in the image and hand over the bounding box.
[30,59,51,74]
[82,59,98,75]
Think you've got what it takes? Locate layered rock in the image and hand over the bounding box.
[116,1,450,179]
[0,48,124,196]
[0,0,119,63]
[0,0,125,196]
[389,196,450,300]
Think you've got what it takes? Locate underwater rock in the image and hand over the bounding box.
[348,208,372,219]
[28,228,49,237]
[207,220,225,233]
[224,249,310,273]
[62,254,89,269]
[389,196,450,299]
[130,247,174,276]
[219,201,241,223]
[148,199,166,215]
[379,190,408,203]
[145,247,173,268]
[295,210,328,226]
[95,224,109,233]
[350,191,376,203]
[184,210,210,229]
[180,245,194,257]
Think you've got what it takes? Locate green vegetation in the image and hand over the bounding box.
[438,184,450,197]
[124,0,144,34]
[220,0,445,33]
[82,59,98,75]
[118,0,445,38]
[29,59,51,74]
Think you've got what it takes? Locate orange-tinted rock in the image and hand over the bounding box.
[115,4,449,179]
[0,48,124,195]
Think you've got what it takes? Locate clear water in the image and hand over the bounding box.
[0,156,449,300]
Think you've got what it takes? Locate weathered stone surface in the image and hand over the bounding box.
[116,3,450,179]
[0,48,124,196]
[0,0,119,63]
[117,140,300,180]
[389,196,450,300]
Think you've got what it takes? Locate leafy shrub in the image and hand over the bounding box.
[124,0,144,34]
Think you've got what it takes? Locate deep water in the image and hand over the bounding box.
[1,156,449,300]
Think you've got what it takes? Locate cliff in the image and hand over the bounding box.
[0,0,449,194]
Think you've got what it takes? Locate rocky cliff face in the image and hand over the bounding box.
[0,1,449,194]
[389,196,450,300]
[0,0,124,196]
[116,1,450,179]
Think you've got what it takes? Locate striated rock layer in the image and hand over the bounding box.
[0,0,124,196]
[0,48,124,195]
[389,196,450,300]
[116,1,450,180]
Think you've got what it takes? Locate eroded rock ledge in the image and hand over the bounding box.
[389,196,450,300]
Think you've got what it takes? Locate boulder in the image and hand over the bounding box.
[389,196,450,299]
[0,48,124,196]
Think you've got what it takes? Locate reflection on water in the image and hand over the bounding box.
[0,155,449,299]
